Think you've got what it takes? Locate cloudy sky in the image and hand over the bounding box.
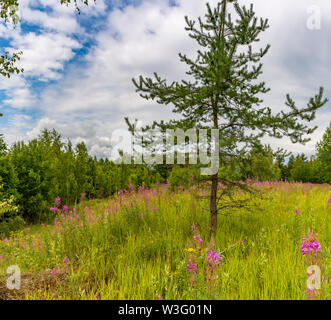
[0,0,330,158]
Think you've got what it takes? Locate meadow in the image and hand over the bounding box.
[0,181,330,300]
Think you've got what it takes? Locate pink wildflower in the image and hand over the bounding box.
[62,257,70,264]
[51,268,59,276]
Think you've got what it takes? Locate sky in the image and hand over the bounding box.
[0,0,330,159]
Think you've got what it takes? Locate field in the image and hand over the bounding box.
[0,181,330,300]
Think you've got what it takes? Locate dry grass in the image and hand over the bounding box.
[0,270,67,300]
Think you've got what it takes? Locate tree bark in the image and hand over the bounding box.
[209,0,227,235]
[210,172,218,234]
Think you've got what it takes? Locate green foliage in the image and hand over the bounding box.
[290,157,312,183]
[316,121,331,183]
[0,124,329,224]
[0,183,23,237]
[0,129,163,222]
[168,165,200,190]
[243,144,281,181]
[0,184,18,217]
[0,134,7,155]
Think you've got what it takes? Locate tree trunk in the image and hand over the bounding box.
[210,172,218,234]
[209,0,226,235]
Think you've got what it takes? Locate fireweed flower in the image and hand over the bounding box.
[62,257,70,264]
[63,205,68,211]
[294,209,299,215]
[327,199,331,204]
[55,197,61,204]
[51,268,59,276]
[185,224,203,284]
[186,262,198,274]
[301,233,323,256]
[206,250,222,266]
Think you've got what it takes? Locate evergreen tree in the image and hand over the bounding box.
[132,1,328,233]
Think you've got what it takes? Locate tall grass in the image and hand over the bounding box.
[0,182,330,300]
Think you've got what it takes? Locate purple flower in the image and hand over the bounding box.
[62,257,70,264]
[327,199,331,204]
[51,268,59,276]
[50,207,58,212]
[186,262,198,274]
[301,234,323,256]
[55,197,61,204]
[63,205,68,211]
[152,207,157,212]
[294,209,299,215]
[206,250,222,266]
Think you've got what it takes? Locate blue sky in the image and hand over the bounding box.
[0,0,330,158]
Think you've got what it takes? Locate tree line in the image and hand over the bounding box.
[0,122,329,231]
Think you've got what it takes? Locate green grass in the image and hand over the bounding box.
[0,182,330,300]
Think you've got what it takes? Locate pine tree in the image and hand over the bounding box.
[132,0,328,233]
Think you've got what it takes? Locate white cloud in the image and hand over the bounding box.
[11,31,81,80]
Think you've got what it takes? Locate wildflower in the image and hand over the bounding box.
[63,205,68,211]
[51,268,59,276]
[50,207,58,212]
[55,197,61,204]
[153,207,157,212]
[294,209,299,215]
[327,199,331,204]
[62,257,70,264]
[186,262,198,274]
[301,233,323,256]
[206,250,222,266]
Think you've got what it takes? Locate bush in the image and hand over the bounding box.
[168,166,200,190]
[0,215,25,238]
[0,184,24,237]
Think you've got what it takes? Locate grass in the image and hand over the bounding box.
[0,181,330,300]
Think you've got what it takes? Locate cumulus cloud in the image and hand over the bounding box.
[10,32,81,80]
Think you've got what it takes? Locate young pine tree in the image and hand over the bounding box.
[132,0,328,233]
